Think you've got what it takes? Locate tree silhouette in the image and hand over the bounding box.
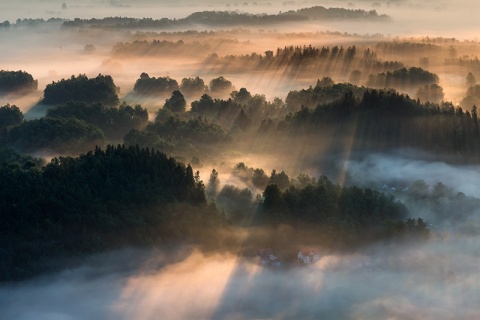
[164,90,187,113]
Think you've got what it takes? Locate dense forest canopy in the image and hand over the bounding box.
[4,117,105,154]
[256,88,480,159]
[0,145,211,280]
[260,178,429,247]
[46,101,148,140]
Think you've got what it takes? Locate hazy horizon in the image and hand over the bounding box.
[1,0,480,39]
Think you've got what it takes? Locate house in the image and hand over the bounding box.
[256,248,281,268]
[298,248,320,264]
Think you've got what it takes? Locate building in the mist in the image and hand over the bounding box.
[297,248,320,264]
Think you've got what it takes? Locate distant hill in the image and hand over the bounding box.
[62,6,389,29]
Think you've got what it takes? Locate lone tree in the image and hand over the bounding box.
[163,90,186,113]
[466,72,477,87]
[133,73,179,96]
[472,105,479,133]
[209,76,233,95]
[206,169,220,198]
[231,87,252,104]
[180,77,207,96]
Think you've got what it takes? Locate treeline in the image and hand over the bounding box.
[124,79,480,161]
[190,89,285,128]
[0,74,134,151]
[62,6,388,29]
[0,18,64,29]
[124,116,232,160]
[444,56,480,74]
[260,88,480,158]
[0,101,148,154]
[148,116,229,144]
[3,17,64,28]
[125,87,284,159]
[207,45,403,77]
[3,117,105,154]
[285,78,366,111]
[375,41,441,57]
[0,74,232,157]
[208,161,428,246]
[0,145,223,281]
[0,70,38,95]
[185,6,387,26]
[367,67,439,91]
[205,162,429,248]
[260,176,428,247]
[46,101,149,140]
[133,74,231,98]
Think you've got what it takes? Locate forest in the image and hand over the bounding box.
[0,144,430,281]
[1,69,476,280]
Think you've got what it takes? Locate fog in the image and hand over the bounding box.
[1,234,479,319]
[343,152,480,197]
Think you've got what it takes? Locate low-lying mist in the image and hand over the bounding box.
[343,152,480,196]
[1,230,478,320]
[337,151,480,229]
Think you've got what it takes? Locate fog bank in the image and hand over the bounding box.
[1,234,479,320]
